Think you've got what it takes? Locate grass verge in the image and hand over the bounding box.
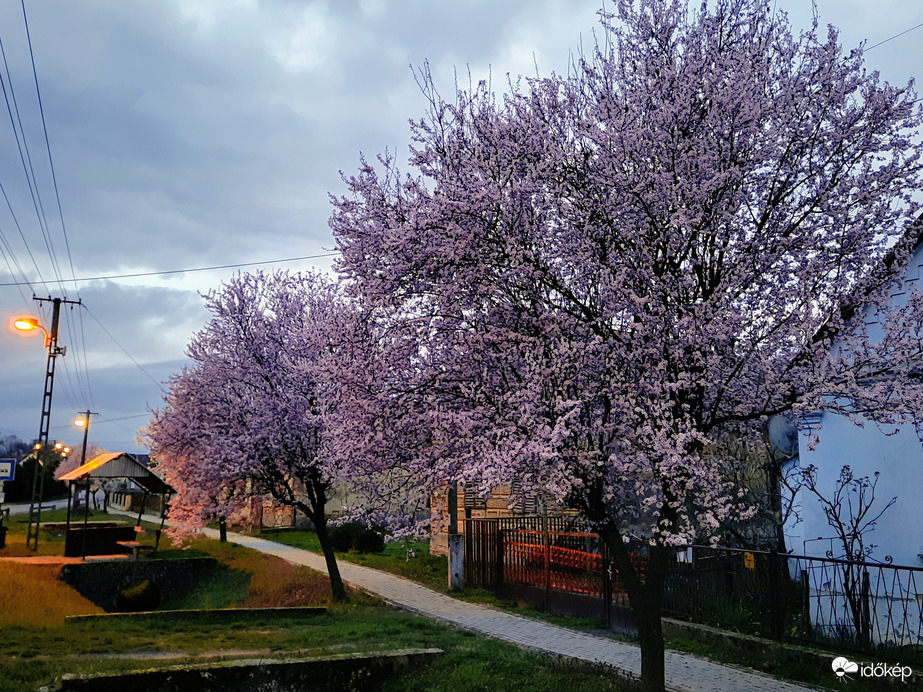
[0,607,638,692]
[263,527,448,591]
[0,521,637,691]
[254,528,914,690]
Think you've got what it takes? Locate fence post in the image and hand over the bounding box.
[544,529,551,611]
[448,533,465,591]
[861,569,871,647]
[768,550,784,641]
[495,524,504,594]
[800,569,811,636]
[603,539,612,630]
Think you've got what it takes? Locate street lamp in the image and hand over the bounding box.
[73,412,96,465]
[13,316,51,347]
[14,297,81,550]
[70,411,96,515]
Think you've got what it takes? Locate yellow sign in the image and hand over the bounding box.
[744,552,755,570]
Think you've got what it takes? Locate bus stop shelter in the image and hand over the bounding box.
[59,452,173,558]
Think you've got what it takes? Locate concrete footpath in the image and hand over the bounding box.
[202,528,822,692]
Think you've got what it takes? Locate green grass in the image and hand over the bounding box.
[263,528,449,591]
[6,517,870,690]
[0,607,637,692]
[0,563,104,625]
[259,530,914,689]
[0,523,637,692]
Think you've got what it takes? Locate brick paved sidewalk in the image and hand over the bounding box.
[203,528,822,692]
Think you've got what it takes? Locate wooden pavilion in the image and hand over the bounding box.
[58,452,173,558]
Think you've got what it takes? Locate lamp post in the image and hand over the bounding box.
[12,296,80,550]
[72,412,96,518]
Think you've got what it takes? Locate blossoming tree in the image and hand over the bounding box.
[144,270,351,601]
[330,0,923,687]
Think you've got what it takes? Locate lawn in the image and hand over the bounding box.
[262,527,448,591]
[0,517,637,692]
[257,527,909,691]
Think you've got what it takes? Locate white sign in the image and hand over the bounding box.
[0,459,15,481]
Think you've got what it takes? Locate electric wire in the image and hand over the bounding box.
[83,304,165,391]
[20,0,76,295]
[0,219,33,306]
[13,2,93,409]
[866,21,923,51]
[0,82,47,290]
[0,33,61,290]
[0,252,339,286]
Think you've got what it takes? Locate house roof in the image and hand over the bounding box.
[59,452,173,495]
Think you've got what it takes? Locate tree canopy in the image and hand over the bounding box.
[330,0,923,688]
[144,270,353,600]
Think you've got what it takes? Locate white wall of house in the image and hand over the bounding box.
[784,240,923,568]
[785,411,923,567]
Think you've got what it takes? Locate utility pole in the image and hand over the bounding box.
[74,410,97,469]
[25,296,80,550]
[70,410,97,522]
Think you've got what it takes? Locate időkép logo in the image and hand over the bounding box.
[832,656,912,682]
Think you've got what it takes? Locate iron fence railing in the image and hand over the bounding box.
[463,518,923,660]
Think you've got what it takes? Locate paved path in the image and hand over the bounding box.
[203,528,822,692]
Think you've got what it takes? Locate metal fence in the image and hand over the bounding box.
[463,518,923,659]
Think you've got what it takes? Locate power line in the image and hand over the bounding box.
[0,30,61,290]
[0,54,48,290]
[17,3,94,410]
[20,0,77,296]
[0,215,33,306]
[866,21,923,51]
[82,304,165,391]
[0,252,338,287]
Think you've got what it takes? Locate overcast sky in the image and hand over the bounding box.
[1,0,921,456]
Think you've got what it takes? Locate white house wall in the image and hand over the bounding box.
[787,402,923,568]
[785,241,923,568]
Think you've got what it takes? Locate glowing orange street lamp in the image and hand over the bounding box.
[14,296,81,550]
[73,411,95,467]
[13,316,51,347]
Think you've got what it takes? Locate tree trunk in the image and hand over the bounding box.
[600,526,669,692]
[635,598,666,692]
[219,517,228,543]
[314,512,349,602]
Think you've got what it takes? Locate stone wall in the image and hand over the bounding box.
[59,558,218,611]
[56,648,444,692]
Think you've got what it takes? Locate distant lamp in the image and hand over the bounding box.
[13,316,50,347]
[73,410,95,471]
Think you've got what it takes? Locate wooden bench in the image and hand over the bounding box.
[114,526,161,558]
[115,540,156,559]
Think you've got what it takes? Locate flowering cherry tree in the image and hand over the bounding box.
[144,270,351,601]
[330,0,923,687]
